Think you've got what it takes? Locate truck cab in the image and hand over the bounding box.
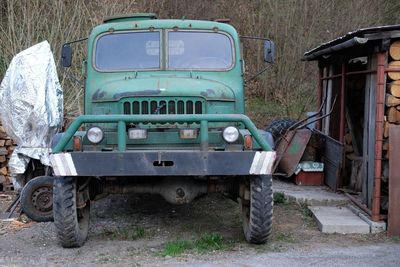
[50,13,276,248]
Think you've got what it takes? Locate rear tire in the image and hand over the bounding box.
[266,119,296,146]
[241,175,273,244]
[53,177,90,248]
[20,176,54,222]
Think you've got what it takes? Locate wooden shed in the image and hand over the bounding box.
[303,25,400,236]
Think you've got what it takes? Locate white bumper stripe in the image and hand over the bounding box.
[249,151,276,175]
[50,153,77,176]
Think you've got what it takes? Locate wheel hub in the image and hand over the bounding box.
[31,186,53,212]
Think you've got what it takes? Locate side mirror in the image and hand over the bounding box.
[61,44,72,67]
[264,40,275,64]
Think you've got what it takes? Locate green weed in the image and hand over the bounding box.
[161,240,193,257]
[194,233,225,252]
[273,192,287,205]
[102,226,147,240]
[161,233,229,257]
[274,232,295,243]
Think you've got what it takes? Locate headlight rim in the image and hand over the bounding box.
[222,126,240,143]
[87,126,104,144]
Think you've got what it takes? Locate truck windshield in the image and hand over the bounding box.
[94,31,233,71]
[95,31,160,71]
[168,31,233,70]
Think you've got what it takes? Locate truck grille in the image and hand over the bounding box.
[122,99,204,115]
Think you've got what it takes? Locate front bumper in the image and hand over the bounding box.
[50,151,276,177]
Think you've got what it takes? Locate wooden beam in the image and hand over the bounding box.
[388,125,400,236]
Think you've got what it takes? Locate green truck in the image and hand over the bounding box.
[23,13,277,247]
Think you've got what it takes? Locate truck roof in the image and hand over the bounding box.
[90,15,239,40]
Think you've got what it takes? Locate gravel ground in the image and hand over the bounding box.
[0,192,399,267]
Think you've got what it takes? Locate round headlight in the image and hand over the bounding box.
[87,126,103,144]
[222,126,239,143]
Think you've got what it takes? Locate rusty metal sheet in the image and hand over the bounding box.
[389,125,400,237]
[323,135,343,191]
[275,129,312,177]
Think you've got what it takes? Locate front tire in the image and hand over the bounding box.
[53,177,90,248]
[241,175,273,244]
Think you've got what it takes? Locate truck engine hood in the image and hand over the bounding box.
[91,77,236,102]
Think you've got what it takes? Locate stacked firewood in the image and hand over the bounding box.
[384,40,400,160]
[0,121,16,191]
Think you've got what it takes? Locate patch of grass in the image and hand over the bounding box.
[302,206,313,218]
[391,236,400,243]
[194,233,225,252]
[161,240,193,257]
[246,97,286,119]
[102,225,147,240]
[161,233,231,257]
[300,204,316,226]
[274,232,295,243]
[273,192,287,205]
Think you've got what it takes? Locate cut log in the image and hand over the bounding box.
[0,132,8,139]
[386,94,400,107]
[388,107,400,123]
[345,133,352,144]
[0,147,8,156]
[345,144,354,153]
[0,166,7,176]
[0,140,5,147]
[383,139,389,150]
[388,61,400,80]
[0,155,6,163]
[389,80,400,97]
[384,121,390,138]
[346,153,357,161]
[390,40,400,60]
[5,140,12,146]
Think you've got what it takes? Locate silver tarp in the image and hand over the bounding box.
[0,41,63,190]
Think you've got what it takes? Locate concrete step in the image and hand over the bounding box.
[273,179,349,206]
[309,206,370,234]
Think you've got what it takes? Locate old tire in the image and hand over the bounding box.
[241,175,273,244]
[265,119,296,146]
[53,177,90,248]
[20,176,54,222]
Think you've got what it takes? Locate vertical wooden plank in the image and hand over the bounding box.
[339,63,346,144]
[389,125,400,236]
[316,66,323,131]
[372,52,386,221]
[362,58,371,205]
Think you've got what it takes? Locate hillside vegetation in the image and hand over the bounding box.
[1,0,399,126]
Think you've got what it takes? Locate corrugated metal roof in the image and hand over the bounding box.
[303,24,400,61]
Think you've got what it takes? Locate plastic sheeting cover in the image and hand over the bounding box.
[0,41,63,189]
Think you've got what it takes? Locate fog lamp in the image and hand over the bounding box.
[180,129,198,139]
[128,128,147,139]
[222,126,239,143]
[87,126,103,144]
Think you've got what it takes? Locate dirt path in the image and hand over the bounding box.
[0,193,398,266]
